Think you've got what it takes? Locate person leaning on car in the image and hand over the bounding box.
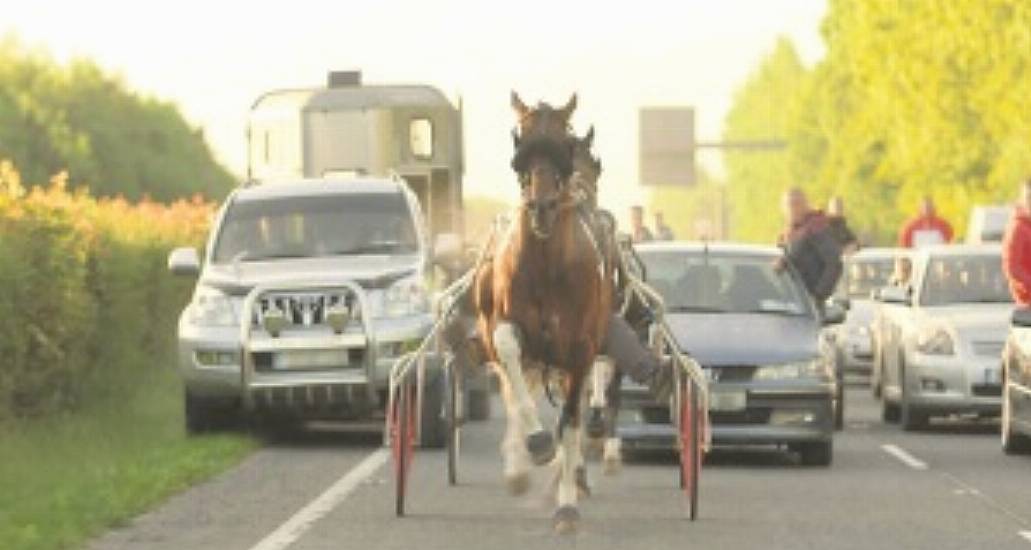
[1002,178,1031,306]
[776,187,844,311]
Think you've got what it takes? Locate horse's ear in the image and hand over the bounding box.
[559,93,578,120]
[584,125,595,148]
[511,91,529,117]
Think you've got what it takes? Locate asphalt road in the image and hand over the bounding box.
[90,383,1031,550]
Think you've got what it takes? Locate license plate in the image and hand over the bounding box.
[709,390,747,412]
[274,349,349,370]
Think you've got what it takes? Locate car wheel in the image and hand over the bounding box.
[835,378,846,431]
[882,400,900,423]
[898,357,927,431]
[185,392,236,434]
[466,387,491,422]
[872,347,884,399]
[797,440,833,467]
[419,366,448,449]
[1002,387,1031,455]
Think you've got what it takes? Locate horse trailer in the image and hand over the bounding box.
[247,71,465,241]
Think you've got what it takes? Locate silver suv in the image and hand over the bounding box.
[168,177,453,440]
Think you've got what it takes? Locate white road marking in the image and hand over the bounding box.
[880,444,929,471]
[1019,530,1031,544]
[249,449,389,550]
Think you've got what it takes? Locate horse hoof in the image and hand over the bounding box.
[505,471,531,496]
[553,505,581,535]
[575,466,591,498]
[586,407,606,439]
[526,431,556,465]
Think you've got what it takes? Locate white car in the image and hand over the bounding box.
[875,245,1012,430]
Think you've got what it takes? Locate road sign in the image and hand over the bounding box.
[639,107,696,186]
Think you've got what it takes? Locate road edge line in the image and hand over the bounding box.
[249,448,389,550]
[880,443,929,471]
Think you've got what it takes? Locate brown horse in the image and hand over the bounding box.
[474,92,612,533]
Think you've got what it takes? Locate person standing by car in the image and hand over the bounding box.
[827,196,859,254]
[776,187,843,310]
[1002,178,1031,306]
[654,211,675,241]
[899,196,954,248]
[630,205,654,243]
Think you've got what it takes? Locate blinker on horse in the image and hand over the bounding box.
[473,92,612,533]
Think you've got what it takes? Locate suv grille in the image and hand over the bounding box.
[253,290,360,328]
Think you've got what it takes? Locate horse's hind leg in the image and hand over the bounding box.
[603,371,624,476]
[493,322,554,465]
[586,357,614,441]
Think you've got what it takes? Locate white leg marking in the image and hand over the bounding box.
[557,426,581,509]
[495,364,531,493]
[603,437,622,475]
[590,358,613,409]
[494,323,543,435]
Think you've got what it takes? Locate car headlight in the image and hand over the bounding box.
[382,276,429,318]
[916,327,954,355]
[188,287,237,327]
[754,359,829,380]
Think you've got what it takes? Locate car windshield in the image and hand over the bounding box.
[919,254,1012,306]
[211,192,418,263]
[840,257,895,298]
[639,250,814,317]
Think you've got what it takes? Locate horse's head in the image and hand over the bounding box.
[510,92,578,239]
[571,126,602,206]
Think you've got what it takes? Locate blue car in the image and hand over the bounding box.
[617,242,843,466]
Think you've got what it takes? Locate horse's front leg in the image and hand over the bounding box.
[603,371,624,476]
[586,357,614,441]
[554,368,588,534]
[493,363,533,495]
[493,322,554,464]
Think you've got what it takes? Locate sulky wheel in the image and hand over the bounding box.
[391,382,417,517]
[446,357,463,486]
[678,379,701,521]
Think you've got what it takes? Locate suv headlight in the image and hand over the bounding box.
[755,359,829,380]
[382,276,429,318]
[916,327,954,355]
[188,287,237,327]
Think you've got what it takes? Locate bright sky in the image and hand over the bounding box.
[3,0,826,211]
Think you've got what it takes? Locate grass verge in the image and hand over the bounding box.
[0,364,256,550]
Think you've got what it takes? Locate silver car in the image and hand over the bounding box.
[168,178,451,442]
[876,245,1012,430]
[618,243,843,466]
[832,248,903,377]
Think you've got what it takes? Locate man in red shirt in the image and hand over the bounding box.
[899,196,954,248]
[1003,179,1031,306]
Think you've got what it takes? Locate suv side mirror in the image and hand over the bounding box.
[830,296,851,311]
[879,286,911,306]
[433,233,463,264]
[168,247,200,276]
[823,303,847,326]
[1012,308,1031,328]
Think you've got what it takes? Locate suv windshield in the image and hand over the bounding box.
[212,192,418,263]
[639,251,814,317]
[840,257,895,298]
[919,255,1012,306]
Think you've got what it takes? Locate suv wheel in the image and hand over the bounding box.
[419,363,448,449]
[1002,387,1031,455]
[185,392,235,434]
[882,400,901,423]
[796,440,833,467]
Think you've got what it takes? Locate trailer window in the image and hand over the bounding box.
[410,118,434,160]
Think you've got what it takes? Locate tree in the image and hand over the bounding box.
[0,37,235,200]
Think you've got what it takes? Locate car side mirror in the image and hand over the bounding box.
[879,286,911,306]
[168,247,200,276]
[433,232,463,265]
[823,303,847,326]
[830,296,851,311]
[1012,308,1031,328]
